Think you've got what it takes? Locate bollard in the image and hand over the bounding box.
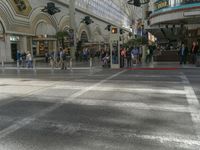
[17,60,20,73]
[1,60,4,72]
[90,57,92,68]
[17,60,20,68]
[1,60,4,68]
[50,59,54,73]
[33,59,36,73]
[70,58,72,72]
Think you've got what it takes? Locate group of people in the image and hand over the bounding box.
[119,45,155,68]
[75,47,100,62]
[45,48,71,70]
[178,41,200,65]
[16,51,33,68]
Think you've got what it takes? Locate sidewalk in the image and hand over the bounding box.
[0,60,102,70]
[0,61,199,71]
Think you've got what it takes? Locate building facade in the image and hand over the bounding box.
[0,0,141,62]
[146,0,200,47]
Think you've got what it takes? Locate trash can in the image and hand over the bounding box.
[196,54,200,67]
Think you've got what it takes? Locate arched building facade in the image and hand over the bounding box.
[0,0,133,62]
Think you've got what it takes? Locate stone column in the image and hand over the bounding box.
[4,34,12,62]
[19,36,28,52]
[69,0,76,59]
[0,40,6,62]
[28,36,33,56]
[36,41,40,56]
[142,4,148,21]
[53,41,57,52]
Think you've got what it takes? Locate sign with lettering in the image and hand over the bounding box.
[154,0,169,10]
[154,0,200,11]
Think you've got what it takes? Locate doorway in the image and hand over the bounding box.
[11,43,17,61]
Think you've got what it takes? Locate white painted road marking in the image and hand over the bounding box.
[53,85,185,95]
[0,70,126,139]
[181,74,200,140]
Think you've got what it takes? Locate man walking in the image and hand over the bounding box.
[179,43,188,65]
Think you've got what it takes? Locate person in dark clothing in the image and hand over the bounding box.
[126,48,132,68]
[179,43,188,65]
[190,41,199,64]
[21,52,26,67]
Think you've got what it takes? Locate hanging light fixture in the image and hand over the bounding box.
[81,16,94,25]
[127,0,149,7]
[41,2,61,15]
[105,25,111,31]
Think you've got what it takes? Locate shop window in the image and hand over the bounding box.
[39,41,48,56]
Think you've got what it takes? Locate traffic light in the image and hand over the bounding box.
[111,27,118,34]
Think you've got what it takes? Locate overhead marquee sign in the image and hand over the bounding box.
[154,0,200,11]
[154,0,169,10]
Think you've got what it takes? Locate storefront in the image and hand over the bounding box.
[33,22,57,57]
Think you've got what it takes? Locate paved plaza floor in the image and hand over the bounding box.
[0,67,200,150]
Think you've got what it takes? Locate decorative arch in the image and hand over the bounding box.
[35,21,57,36]
[93,26,102,36]
[30,9,58,35]
[80,31,88,43]
[77,23,92,42]
[92,25,105,42]
[0,2,12,32]
[0,21,5,39]
[59,16,70,31]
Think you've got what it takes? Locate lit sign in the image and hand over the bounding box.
[154,0,200,11]
[111,28,118,34]
[154,0,169,10]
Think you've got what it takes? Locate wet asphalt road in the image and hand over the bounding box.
[0,68,200,150]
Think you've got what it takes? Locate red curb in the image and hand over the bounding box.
[127,68,178,71]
